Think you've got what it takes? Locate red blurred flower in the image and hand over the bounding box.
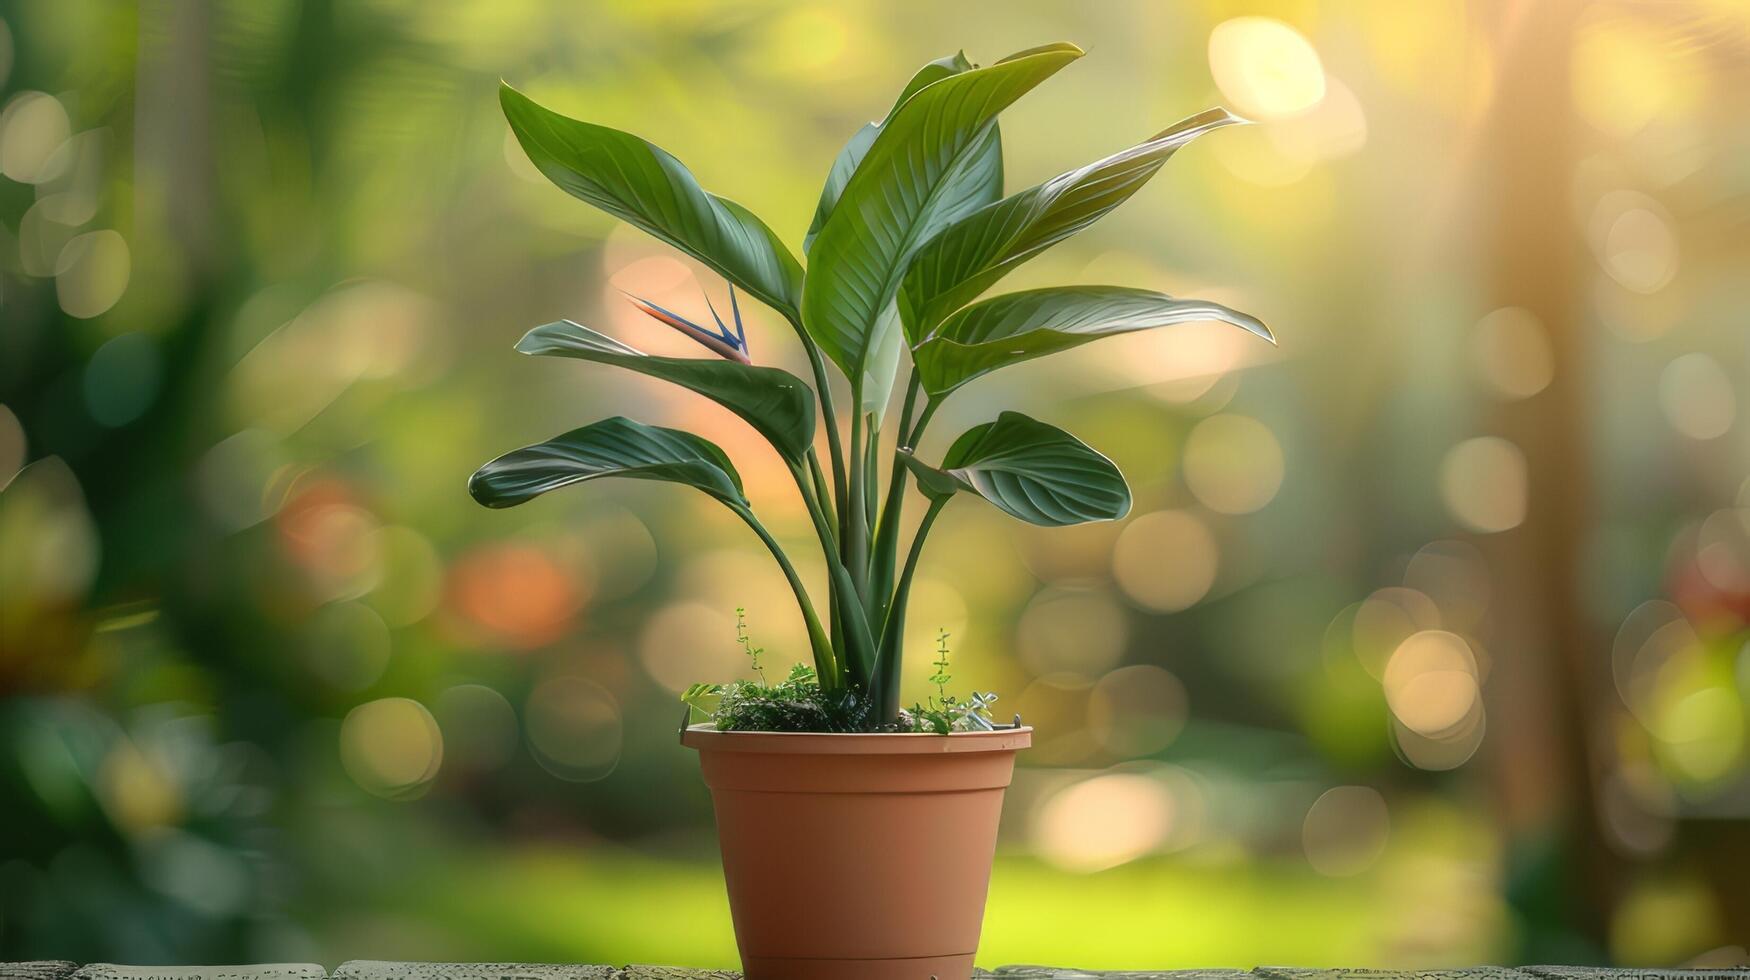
[446,542,585,649]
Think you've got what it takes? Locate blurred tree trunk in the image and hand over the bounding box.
[1474,0,1622,961]
[135,0,218,276]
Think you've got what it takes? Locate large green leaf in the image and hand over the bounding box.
[902,411,1130,526]
[515,320,816,462]
[913,285,1273,396]
[862,120,1003,425]
[469,416,745,509]
[809,52,1005,423]
[805,52,987,254]
[501,84,804,321]
[801,43,1083,386]
[898,108,1245,341]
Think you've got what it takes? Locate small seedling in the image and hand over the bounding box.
[930,627,952,700]
[737,606,767,685]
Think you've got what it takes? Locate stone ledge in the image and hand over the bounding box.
[0,964,1742,980]
[72,967,327,980]
[1252,970,1538,980]
[1,964,79,980]
[333,964,617,980]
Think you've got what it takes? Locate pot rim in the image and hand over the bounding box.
[681,723,1031,755]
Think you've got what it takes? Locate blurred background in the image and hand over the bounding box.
[2,0,1747,970]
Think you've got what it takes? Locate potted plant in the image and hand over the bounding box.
[471,42,1272,980]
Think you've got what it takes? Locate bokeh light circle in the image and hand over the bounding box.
[1695,509,1750,594]
[0,405,25,489]
[435,683,519,772]
[0,91,71,183]
[1111,510,1218,612]
[1658,353,1735,441]
[307,601,392,692]
[1612,602,1695,725]
[1352,587,1441,679]
[55,230,131,318]
[1403,540,1490,632]
[1302,785,1389,876]
[1391,704,1487,771]
[1032,773,1176,872]
[524,675,623,783]
[448,542,583,649]
[1088,665,1188,757]
[367,525,444,627]
[1383,630,1480,738]
[639,601,744,693]
[1439,437,1527,533]
[1470,307,1553,400]
[1587,190,1678,294]
[1208,18,1327,120]
[1014,675,1096,766]
[1182,414,1284,515]
[1268,76,1367,163]
[1018,588,1129,680]
[339,697,443,800]
[1651,685,1744,783]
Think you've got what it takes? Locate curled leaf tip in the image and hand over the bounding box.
[1241,313,1277,346]
[466,467,509,509]
[1001,41,1086,62]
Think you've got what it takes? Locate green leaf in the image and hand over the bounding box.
[820,54,1006,424]
[898,449,965,499]
[805,52,979,254]
[898,108,1246,341]
[862,120,1003,425]
[681,683,722,707]
[501,83,804,321]
[469,416,745,509]
[913,285,1273,396]
[904,411,1130,526]
[801,43,1083,386]
[515,320,816,462]
[858,304,906,426]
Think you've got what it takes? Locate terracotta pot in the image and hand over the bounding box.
[682,724,1032,980]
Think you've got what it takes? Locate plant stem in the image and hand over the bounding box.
[789,462,876,690]
[786,314,848,535]
[867,374,922,628]
[731,503,839,688]
[828,586,845,688]
[894,374,923,448]
[805,448,836,548]
[862,422,879,536]
[783,314,860,690]
[860,414,882,616]
[873,496,948,722]
[910,395,940,445]
[847,406,869,598]
[789,461,842,575]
